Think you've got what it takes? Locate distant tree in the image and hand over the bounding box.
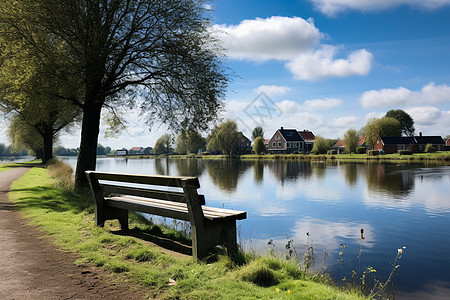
[206,120,239,155]
[175,130,206,154]
[96,144,106,155]
[311,136,334,154]
[252,137,266,155]
[7,115,44,159]
[343,129,359,154]
[0,143,5,156]
[365,117,401,149]
[154,134,173,155]
[386,109,415,136]
[445,135,450,142]
[251,127,264,141]
[104,146,112,155]
[425,144,436,153]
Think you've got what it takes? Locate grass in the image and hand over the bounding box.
[8,165,367,299]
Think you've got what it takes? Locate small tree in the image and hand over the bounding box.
[425,144,436,153]
[252,137,266,155]
[343,129,359,154]
[175,130,206,154]
[311,136,334,154]
[251,127,264,141]
[365,117,401,149]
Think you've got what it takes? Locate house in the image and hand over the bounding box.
[267,127,305,154]
[129,146,145,155]
[298,130,315,153]
[234,132,252,154]
[264,139,270,148]
[447,137,450,146]
[445,137,450,151]
[116,149,128,156]
[332,137,366,154]
[374,134,445,154]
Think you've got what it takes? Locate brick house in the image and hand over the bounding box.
[298,130,315,153]
[234,132,252,154]
[129,146,145,155]
[332,137,366,154]
[374,134,445,154]
[267,127,305,154]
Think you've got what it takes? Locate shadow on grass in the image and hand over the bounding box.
[113,227,193,256]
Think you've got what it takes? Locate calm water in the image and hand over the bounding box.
[0,156,34,165]
[61,157,450,299]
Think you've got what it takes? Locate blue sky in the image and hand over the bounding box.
[2,0,450,149]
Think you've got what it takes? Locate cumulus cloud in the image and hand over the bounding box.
[332,116,361,128]
[310,0,450,16]
[213,16,322,61]
[360,82,450,108]
[286,47,373,80]
[406,106,443,126]
[213,16,373,80]
[255,85,291,97]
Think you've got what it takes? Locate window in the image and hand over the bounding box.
[278,142,281,147]
[272,142,276,147]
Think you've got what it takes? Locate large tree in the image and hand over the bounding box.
[386,109,415,136]
[207,120,239,155]
[7,114,44,159]
[175,130,206,154]
[365,117,401,149]
[251,127,264,141]
[1,0,228,188]
[154,134,173,155]
[343,129,359,154]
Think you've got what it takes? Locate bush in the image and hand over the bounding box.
[241,263,279,287]
[398,150,413,155]
[356,147,367,154]
[46,158,74,189]
[327,150,337,155]
[367,150,379,156]
[425,144,436,153]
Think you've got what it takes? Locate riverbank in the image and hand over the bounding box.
[6,162,366,300]
[123,151,450,164]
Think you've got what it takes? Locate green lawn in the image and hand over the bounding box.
[8,167,367,300]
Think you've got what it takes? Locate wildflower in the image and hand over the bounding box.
[287,290,291,295]
[275,288,280,293]
[398,248,403,254]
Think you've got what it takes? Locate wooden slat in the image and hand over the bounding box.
[86,171,200,188]
[106,196,246,221]
[100,184,206,205]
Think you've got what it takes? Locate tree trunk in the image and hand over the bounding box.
[42,127,54,164]
[75,103,102,190]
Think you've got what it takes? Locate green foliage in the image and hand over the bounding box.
[207,120,240,154]
[365,117,401,149]
[241,263,279,287]
[343,129,359,154]
[327,150,337,155]
[425,144,436,153]
[251,127,264,141]
[312,136,334,154]
[7,115,44,158]
[367,150,380,156]
[252,136,266,155]
[386,109,415,136]
[398,150,413,155]
[175,130,206,154]
[154,134,173,155]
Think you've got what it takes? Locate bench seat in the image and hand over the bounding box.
[106,196,247,221]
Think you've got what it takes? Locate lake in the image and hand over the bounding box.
[60,156,450,299]
[0,156,34,165]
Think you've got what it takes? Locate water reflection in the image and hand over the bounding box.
[174,158,205,177]
[253,161,264,185]
[205,159,252,192]
[267,160,313,184]
[343,163,358,187]
[366,164,414,197]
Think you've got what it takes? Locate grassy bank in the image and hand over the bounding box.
[8,165,366,299]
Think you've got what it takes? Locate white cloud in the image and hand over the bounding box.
[303,97,342,111]
[213,16,322,61]
[255,85,291,97]
[406,106,443,126]
[332,116,361,128]
[310,0,450,16]
[213,16,373,81]
[360,82,450,108]
[286,47,373,80]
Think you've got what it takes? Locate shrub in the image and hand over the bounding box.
[398,150,413,155]
[327,150,337,155]
[241,263,279,287]
[46,158,74,189]
[425,144,436,153]
[356,147,367,154]
[367,150,379,156]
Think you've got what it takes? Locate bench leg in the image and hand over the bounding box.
[96,206,129,230]
[193,219,238,260]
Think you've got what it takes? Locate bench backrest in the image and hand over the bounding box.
[85,171,206,224]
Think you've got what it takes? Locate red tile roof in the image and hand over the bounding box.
[298,130,315,141]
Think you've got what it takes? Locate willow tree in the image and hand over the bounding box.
[1,0,228,188]
[343,129,358,154]
[365,117,401,149]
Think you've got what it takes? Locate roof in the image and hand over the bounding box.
[333,140,344,148]
[278,128,304,142]
[357,136,366,146]
[380,137,416,145]
[298,130,315,141]
[414,136,444,145]
[130,147,143,151]
[333,137,365,148]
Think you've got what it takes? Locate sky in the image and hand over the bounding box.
[2,0,450,149]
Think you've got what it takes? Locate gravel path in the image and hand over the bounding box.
[0,167,149,300]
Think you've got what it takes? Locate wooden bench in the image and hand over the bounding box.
[85,171,247,260]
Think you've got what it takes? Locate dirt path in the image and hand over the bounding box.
[0,167,149,300]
